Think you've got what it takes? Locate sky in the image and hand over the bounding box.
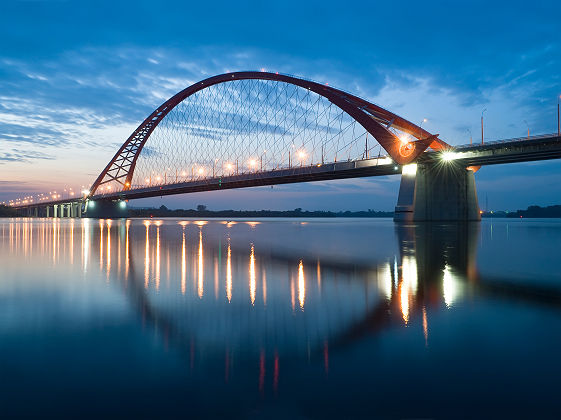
[1,0,560,211]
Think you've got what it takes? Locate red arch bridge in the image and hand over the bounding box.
[11,71,561,221]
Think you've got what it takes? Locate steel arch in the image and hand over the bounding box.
[90,71,449,196]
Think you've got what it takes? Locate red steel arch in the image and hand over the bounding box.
[90,71,449,196]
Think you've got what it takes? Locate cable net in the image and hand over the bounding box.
[127,79,383,189]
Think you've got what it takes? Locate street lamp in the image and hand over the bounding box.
[558,95,560,136]
[524,120,530,138]
[481,108,487,145]
[297,150,306,167]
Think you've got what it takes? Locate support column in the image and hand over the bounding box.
[46,206,50,218]
[394,163,480,222]
[85,200,128,219]
[54,205,59,218]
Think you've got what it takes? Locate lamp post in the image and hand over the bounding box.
[524,120,530,138]
[481,109,487,145]
[557,95,561,136]
[558,95,560,136]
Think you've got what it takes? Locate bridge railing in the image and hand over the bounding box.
[455,133,560,150]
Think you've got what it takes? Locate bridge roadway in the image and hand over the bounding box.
[11,133,561,211]
[91,132,561,202]
[420,133,561,166]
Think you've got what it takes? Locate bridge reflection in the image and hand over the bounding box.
[4,218,561,395]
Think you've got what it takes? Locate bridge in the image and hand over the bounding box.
[8,71,561,221]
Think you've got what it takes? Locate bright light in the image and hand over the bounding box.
[198,167,205,175]
[119,201,127,209]
[248,159,257,167]
[402,164,417,176]
[441,151,457,162]
[297,150,306,159]
[88,201,95,208]
[156,176,161,181]
[82,189,90,195]
[442,264,461,308]
[225,163,233,170]
[399,134,409,144]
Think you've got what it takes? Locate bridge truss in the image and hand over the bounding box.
[90,71,448,197]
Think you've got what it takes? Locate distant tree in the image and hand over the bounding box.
[197,204,207,212]
[159,205,168,211]
[294,207,302,213]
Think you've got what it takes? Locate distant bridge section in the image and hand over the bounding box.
[420,133,561,166]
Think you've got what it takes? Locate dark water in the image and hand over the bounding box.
[1,217,561,418]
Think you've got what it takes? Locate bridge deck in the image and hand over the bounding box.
[11,134,561,209]
[93,158,399,201]
[421,133,561,166]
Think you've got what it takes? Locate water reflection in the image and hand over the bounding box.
[2,217,561,417]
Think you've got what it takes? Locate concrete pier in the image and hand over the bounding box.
[394,163,480,222]
[84,200,128,219]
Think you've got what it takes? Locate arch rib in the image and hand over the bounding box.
[90,71,449,196]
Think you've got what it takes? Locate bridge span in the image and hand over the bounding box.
[8,71,561,221]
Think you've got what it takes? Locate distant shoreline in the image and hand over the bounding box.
[128,206,394,218]
[2,204,561,218]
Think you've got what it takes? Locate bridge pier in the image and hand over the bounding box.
[394,163,480,222]
[84,200,128,219]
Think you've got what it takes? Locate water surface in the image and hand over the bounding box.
[1,217,560,418]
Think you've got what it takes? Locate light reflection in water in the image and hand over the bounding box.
[443,264,460,308]
[226,241,232,303]
[181,227,186,295]
[155,221,161,291]
[198,229,204,299]
[298,259,305,310]
[399,276,410,324]
[422,306,429,346]
[125,220,130,279]
[249,244,256,305]
[144,220,150,289]
[377,263,393,301]
[0,218,485,401]
[106,219,112,279]
[98,219,103,270]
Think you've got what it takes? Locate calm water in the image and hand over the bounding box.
[1,217,561,418]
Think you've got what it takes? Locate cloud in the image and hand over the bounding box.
[0,149,54,164]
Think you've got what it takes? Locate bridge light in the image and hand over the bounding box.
[88,201,95,209]
[198,167,205,175]
[119,201,126,209]
[402,164,417,176]
[181,171,187,177]
[145,178,150,184]
[441,151,457,162]
[156,176,161,182]
[248,159,257,168]
[225,163,233,171]
[399,134,409,144]
[297,150,307,160]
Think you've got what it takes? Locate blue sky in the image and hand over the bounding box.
[1,0,560,211]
